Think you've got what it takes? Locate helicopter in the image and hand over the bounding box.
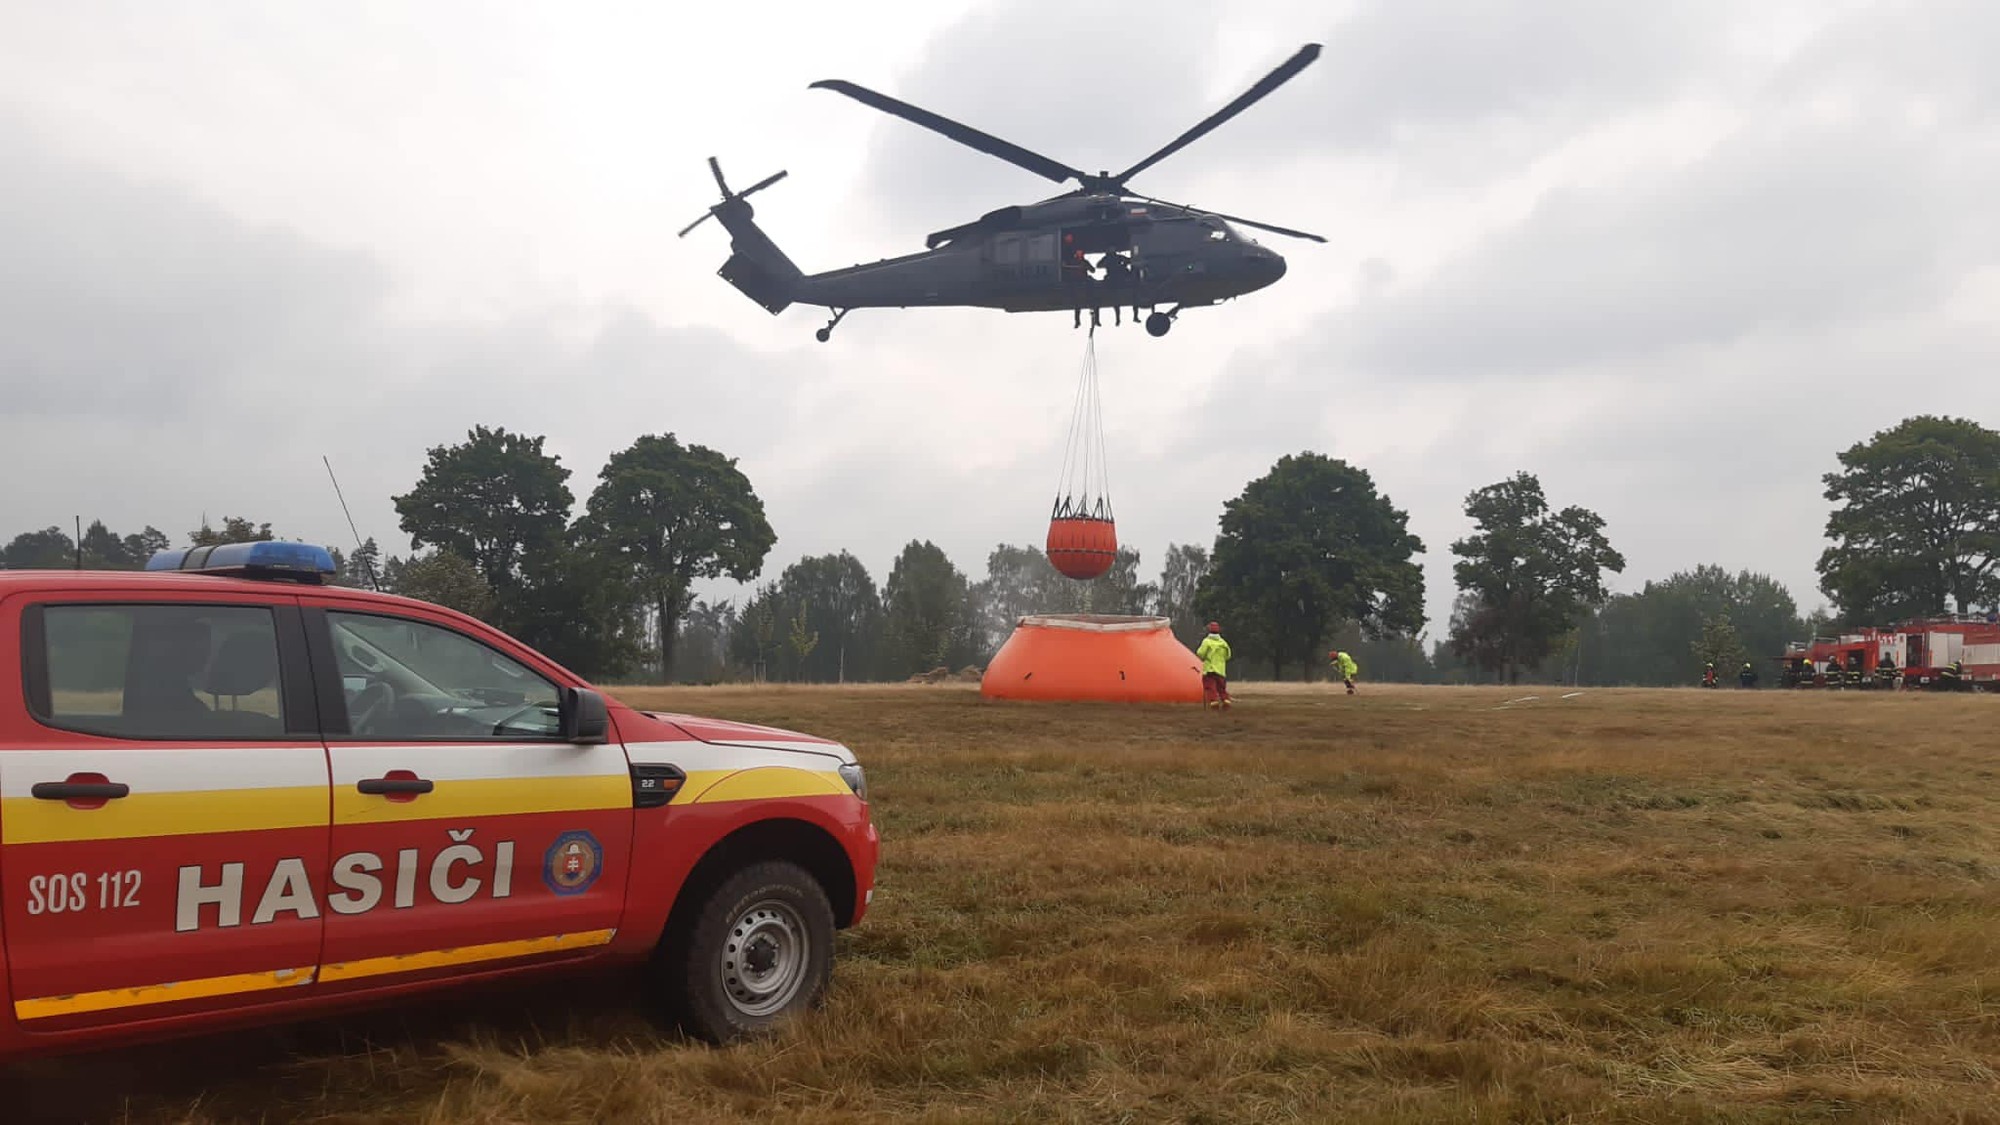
[679,43,1326,341]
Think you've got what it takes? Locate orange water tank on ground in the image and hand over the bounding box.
[980,614,1204,703]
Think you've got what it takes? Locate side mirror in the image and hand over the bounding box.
[558,686,610,744]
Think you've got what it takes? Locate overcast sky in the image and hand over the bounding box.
[4,1,1997,640]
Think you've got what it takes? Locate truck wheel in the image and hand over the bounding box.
[661,860,834,1044]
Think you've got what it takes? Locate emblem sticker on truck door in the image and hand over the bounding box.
[543,830,602,896]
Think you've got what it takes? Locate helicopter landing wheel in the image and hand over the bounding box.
[1145,312,1172,337]
[817,308,849,343]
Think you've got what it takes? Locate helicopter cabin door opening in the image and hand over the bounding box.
[1062,211,1139,287]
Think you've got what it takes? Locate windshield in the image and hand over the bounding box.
[1199,218,1256,244]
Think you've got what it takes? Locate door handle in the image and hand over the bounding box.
[356,776,434,796]
[32,781,130,801]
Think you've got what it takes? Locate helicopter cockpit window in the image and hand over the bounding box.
[1205,222,1229,241]
[995,235,1023,264]
[1025,233,1056,261]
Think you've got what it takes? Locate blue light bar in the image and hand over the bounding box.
[146,541,338,583]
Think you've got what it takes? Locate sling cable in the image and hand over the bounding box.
[1046,329,1117,581]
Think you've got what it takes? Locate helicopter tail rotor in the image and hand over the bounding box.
[681,156,805,316]
[679,156,789,238]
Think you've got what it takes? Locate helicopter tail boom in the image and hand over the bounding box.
[715,199,801,314]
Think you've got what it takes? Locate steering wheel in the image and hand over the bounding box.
[349,680,396,736]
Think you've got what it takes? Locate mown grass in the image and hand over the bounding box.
[10,683,1999,1123]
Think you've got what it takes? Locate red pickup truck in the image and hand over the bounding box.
[0,541,877,1059]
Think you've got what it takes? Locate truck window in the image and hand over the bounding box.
[31,604,286,739]
[326,611,562,740]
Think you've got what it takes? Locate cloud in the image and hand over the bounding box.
[1235,0,1746,153]
[1336,105,1991,381]
[0,118,843,568]
[835,0,1760,237]
[1156,2,2000,626]
[0,117,390,419]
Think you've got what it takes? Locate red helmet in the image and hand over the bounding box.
[1207,621,1221,633]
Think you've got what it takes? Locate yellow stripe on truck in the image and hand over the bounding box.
[13,964,316,1021]
[680,766,850,804]
[317,928,617,983]
[333,774,629,825]
[0,786,327,845]
[12,930,618,1020]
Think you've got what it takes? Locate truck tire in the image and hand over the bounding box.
[660,860,835,1044]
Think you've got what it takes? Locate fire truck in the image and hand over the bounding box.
[1776,614,2000,691]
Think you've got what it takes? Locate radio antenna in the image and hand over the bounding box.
[323,455,380,591]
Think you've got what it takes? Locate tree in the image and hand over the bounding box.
[774,552,883,682]
[1690,612,1749,679]
[970,544,1057,653]
[78,521,131,569]
[189,516,274,546]
[1325,620,1440,683]
[969,544,1154,655]
[122,526,170,563]
[676,599,740,684]
[788,607,820,677]
[1088,547,1156,617]
[734,558,871,684]
[385,549,496,620]
[341,537,384,588]
[1446,591,1511,683]
[1817,415,2000,621]
[2,527,76,569]
[394,425,574,604]
[1449,471,1624,683]
[734,591,781,681]
[1581,566,1804,686]
[581,433,775,680]
[882,540,980,676]
[503,537,646,681]
[1196,452,1426,679]
[1154,543,1211,648]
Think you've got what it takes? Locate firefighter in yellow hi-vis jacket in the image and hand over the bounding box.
[1330,650,1359,694]
[1196,622,1232,710]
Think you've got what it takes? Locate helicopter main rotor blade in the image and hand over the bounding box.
[1132,194,1326,242]
[1211,212,1327,243]
[810,79,1087,186]
[1112,43,1321,186]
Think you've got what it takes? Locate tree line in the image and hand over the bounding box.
[6,414,1993,687]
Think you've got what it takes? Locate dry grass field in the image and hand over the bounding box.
[10,682,1999,1123]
